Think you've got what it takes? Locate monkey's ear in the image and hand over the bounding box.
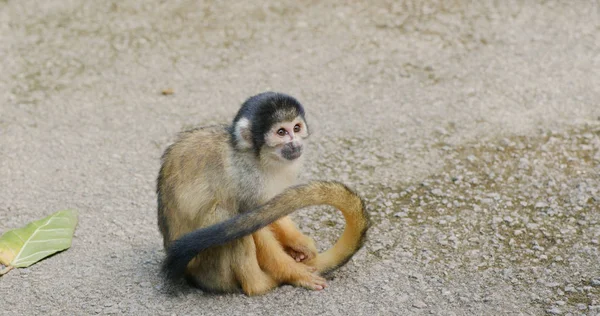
[233,117,253,149]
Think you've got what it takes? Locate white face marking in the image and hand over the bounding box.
[264,118,308,148]
[234,117,252,149]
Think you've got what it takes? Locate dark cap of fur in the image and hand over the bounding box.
[229,92,307,154]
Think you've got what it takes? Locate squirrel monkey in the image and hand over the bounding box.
[157,92,370,295]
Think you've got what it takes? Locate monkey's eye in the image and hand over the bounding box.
[277,128,286,136]
[293,124,301,133]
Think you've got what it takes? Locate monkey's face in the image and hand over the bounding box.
[230,92,310,164]
[264,118,309,162]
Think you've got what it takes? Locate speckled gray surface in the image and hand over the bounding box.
[1,1,599,315]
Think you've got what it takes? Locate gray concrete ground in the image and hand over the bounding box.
[1,1,599,315]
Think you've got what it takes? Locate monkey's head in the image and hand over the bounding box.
[230,92,310,163]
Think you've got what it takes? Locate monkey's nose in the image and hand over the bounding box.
[290,143,302,151]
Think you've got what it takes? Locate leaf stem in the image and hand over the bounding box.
[0,265,14,276]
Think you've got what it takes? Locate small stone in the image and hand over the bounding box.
[546,307,562,315]
[514,229,523,236]
[591,278,600,287]
[394,212,408,217]
[481,198,493,205]
[555,300,565,306]
[467,155,477,162]
[396,294,409,303]
[535,202,548,208]
[431,189,444,196]
[576,303,587,310]
[518,158,529,169]
[435,127,449,135]
[371,244,384,252]
[526,223,540,229]
[408,273,423,280]
[412,300,427,309]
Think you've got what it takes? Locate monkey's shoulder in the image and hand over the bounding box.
[160,125,232,169]
[169,125,230,151]
[178,124,230,141]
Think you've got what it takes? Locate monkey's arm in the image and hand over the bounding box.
[270,216,317,262]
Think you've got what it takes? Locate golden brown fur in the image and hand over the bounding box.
[157,92,369,295]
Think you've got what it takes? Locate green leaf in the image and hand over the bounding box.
[0,209,78,272]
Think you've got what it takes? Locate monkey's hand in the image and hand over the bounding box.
[285,236,318,262]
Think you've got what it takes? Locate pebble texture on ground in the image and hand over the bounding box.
[1,1,599,315]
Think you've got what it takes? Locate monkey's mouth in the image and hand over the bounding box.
[281,145,303,161]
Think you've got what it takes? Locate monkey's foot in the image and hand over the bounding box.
[286,247,309,262]
[284,237,318,262]
[292,272,327,291]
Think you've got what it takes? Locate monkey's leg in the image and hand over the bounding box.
[253,228,327,290]
[233,235,279,296]
[270,216,318,262]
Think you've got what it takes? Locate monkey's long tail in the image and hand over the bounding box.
[162,181,370,281]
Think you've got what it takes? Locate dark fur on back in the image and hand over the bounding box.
[229,92,307,155]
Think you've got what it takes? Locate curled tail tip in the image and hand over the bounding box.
[160,254,190,295]
[161,244,191,282]
[161,255,182,281]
